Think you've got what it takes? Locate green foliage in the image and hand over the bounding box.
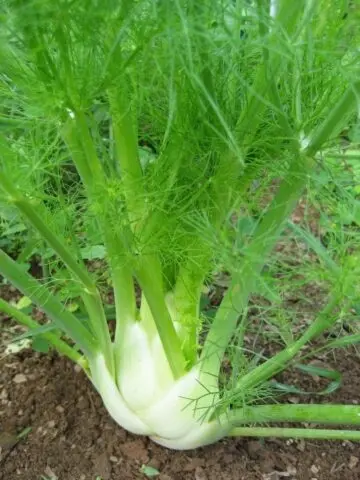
[0,0,360,442]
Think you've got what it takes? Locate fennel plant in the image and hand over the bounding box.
[0,0,360,449]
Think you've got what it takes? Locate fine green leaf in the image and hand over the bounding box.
[272,363,342,396]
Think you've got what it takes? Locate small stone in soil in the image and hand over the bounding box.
[287,466,297,475]
[296,439,305,452]
[13,373,26,384]
[310,465,319,474]
[44,466,57,479]
[0,389,8,400]
[349,456,359,469]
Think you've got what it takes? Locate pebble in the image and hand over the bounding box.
[296,439,305,452]
[287,466,297,476]
[110,456,118,463]
[0,389,8,400]
[13,374,26,384]
[44,466,57,479]
[48,420,56,428]
[288,396,300,404]
[349,456,359,469]
[310,465,319,474]
[77,396,89,409]
[56,405,64,413]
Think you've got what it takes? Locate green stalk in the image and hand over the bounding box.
[173,263,204,320]
[0,249,96,358]
[62,111,109,206]
[108,86,145,224]
[229,404,360,426]
[62,111,138,364]
[200,155,313,378]
[212,151,244,224]
[97,100,189,374]
[96,235,138,371]
[136,255,186,379]
[228,427,360,441]
[173,264,205,366]
[0,174,114,373]
[73,110,105,179]
[62,119,93,187]
[111,261,137,348]
[0,298,84,365]
[305,81,360,156]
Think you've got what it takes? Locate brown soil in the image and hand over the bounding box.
[0,347,359,480]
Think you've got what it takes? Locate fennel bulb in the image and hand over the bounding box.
[90,321,230,450]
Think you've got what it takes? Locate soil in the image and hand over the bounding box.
[0,345,359,480]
